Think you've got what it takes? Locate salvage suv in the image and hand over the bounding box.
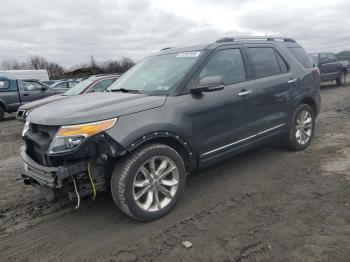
[21,37,321,221]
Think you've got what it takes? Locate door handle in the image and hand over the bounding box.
[288,78,298,84]
[237,89,253,97]
[23,94,29,96]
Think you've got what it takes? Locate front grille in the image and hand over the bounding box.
[24,124,59,166]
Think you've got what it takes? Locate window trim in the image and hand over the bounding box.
[274,49,290,74]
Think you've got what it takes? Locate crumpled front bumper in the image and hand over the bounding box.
[20,146,87,189]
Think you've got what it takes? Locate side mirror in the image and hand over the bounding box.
[191,76,224,93]
[41,85,48,90]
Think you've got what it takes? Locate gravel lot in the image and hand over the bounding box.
[0,80,349,262]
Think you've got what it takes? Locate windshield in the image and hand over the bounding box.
[63,79,93,95]
[108,51,202,94]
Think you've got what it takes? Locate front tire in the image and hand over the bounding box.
[0,106,4,121]
[336,71,346,86]
[283,104,315,151]
[111,143,186,221]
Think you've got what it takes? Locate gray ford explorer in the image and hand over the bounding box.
[21,37,321,221]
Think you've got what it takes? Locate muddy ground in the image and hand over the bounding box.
[0,80,349,262]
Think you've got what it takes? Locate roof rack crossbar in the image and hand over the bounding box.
[215,36,296,43]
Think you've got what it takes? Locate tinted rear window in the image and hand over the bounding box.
[288,47,314,68]
[247,47,282,78]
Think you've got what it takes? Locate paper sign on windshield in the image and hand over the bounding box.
[176,52,201,58]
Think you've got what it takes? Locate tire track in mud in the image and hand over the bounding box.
[110,166,350,262]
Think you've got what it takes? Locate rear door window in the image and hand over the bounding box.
[288,47,314,68]
[327,53,336,62]
[247,47,282,78]
[89,78,116,92]
[0,80,9,89]
[68,81,76,88]
[55,82,69,89]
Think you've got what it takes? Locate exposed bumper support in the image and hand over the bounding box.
[20,146,87,188]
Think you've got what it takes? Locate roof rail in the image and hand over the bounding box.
[160,47,174,51]
[215,36,296,43]
[216,37,234,43]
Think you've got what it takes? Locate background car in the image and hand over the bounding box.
[50,80,79,89]
[16,74,120,121]
[310,52,347,85]
[0,78,64,121]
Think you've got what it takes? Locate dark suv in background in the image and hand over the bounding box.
[310,52,347,85]
[16,74,120,121]
[21,37,320,221]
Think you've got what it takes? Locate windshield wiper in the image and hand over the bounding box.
[109,88,140,94]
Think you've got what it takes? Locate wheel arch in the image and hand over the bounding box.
[125,131,197,172]
[0,99,7,112]
[299,97,318,116]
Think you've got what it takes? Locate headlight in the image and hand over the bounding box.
[22,121,30,137]
[48,118,118,154]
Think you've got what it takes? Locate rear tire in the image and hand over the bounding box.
[0,106,4,121]
[282,104,315,151]
[111,143,186,221]
[336,71,345,86]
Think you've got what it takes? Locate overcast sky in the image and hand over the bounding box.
[0,0,349,67]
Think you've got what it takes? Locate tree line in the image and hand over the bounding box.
[0,55,135,79]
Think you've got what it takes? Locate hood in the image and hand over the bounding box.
[19,94,67,111]
[28,92,167,126]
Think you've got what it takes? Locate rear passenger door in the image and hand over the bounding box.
[244,45,292,138]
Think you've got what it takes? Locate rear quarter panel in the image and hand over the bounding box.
[277,43,321,121]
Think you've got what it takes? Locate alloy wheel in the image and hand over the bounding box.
[132,156,179,212]
[295,110,313,145]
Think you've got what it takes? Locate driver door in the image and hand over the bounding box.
[19,80,52,103]
[188,46,257,166]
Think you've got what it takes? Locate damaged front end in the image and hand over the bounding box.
[21,118,125,204]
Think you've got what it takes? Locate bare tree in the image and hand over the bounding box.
[0,55,134,79]
[120,57,135,72]
[89,55,98,68]
[27,55,48,69]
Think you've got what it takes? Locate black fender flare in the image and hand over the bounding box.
[126,131,193,155]
[125,131,197,171]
